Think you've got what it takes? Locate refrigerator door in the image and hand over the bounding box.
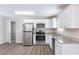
[23,32,33,45]
[23,23,33,31]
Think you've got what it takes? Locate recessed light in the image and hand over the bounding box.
[14,11,35,15]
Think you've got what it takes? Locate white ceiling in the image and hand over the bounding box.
[0,4,68,18]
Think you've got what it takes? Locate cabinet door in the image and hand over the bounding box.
[65,5,79,28]
[46,34,52,49]
[71,5,79,28]
[33,34,36,44]
[58,9,67,28]
[64,6,71,28]
[52,18,57,28]
[55,40,62,55]
[58,12,63,28]
[23,32,32,45]
[62,44,79,55]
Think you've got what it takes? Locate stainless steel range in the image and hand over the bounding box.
[36,23,45,43]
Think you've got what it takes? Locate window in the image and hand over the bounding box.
[52,18,57,28]
[57,18,64,33]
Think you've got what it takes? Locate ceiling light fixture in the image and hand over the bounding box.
[14,11,35,15]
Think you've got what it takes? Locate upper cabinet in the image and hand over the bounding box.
[58,10,65,28]
[70,5,79,28]
[52,18,57,28]
[58,4,79,28]
[63,5,71,28]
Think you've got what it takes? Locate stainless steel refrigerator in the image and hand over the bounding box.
[23,23,33,45]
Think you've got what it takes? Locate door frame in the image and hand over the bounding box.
[10,21,16,44]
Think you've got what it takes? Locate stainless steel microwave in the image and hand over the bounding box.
[36,23,45,28]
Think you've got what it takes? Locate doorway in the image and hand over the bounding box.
[11,21,16,44]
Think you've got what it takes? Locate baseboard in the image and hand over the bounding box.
[34,43,49,46]
[0,41,6,44]
[16,41,22,43]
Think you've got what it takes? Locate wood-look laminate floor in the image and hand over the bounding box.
[0,43,53,55]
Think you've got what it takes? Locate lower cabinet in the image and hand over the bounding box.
[55,40,79,55]
[33,34,36,44]
[62,44,79,55]
[46,34,53,49]
[55,40,62,55]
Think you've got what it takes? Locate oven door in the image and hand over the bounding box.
[36,32,45,41]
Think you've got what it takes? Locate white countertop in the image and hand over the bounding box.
[52,35,79,44]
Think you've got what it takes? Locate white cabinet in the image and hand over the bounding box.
[46,34,53,49]
[58,5,79,28]
[62,44,79,55]
[58,5,71,28]
[58,12,64,28]
[52,18,57,28]
[65,4,79,28]
[64,6,71,28]
[33,34,36,44]
[55,40,62,55]
[55,40,79,55]
[70,5,79,28]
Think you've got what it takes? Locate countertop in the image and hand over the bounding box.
[52,35,79,44]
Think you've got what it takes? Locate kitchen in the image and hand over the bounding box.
[0,4,79,55]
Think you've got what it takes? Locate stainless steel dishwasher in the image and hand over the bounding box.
[52,37,55,55]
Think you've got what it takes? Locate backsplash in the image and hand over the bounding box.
[45,28,57,33]
[63,29,79,39]
[33,28,57,34]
